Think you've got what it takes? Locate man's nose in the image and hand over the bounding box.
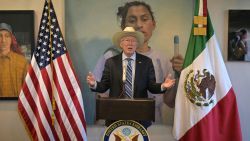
[1,36,7,42]
[134,21,143,31]
[2,37,6,42]
[134,26,141,31]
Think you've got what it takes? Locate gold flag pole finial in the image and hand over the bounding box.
[193,16,207,36]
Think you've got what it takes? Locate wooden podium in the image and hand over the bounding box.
[96,96,155,121]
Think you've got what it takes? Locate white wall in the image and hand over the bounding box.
[0,0,64,140]
[208,1,250,140]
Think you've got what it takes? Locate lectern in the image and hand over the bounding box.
[96,96,155,121]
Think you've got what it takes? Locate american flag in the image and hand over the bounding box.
[18,0,87,141]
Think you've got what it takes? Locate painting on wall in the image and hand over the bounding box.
[0,10,34,100]
[228,10,250,61]
[0,10,34,62]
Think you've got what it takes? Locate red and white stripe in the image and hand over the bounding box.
[18,53,87,141]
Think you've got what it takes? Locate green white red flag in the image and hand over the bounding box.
[173,0,242,140]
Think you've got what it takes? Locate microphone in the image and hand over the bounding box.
[174,35,179,57]
[174,35,180,79]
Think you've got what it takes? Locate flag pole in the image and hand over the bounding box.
[48,0,56,126]
[193,0,207,36]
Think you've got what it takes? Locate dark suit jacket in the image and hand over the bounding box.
[92,52,164,97]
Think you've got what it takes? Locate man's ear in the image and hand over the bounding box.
[120,41,123,49]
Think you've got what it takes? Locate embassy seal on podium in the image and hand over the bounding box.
[103,120,150,141]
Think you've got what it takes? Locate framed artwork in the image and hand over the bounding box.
[228,10,250,61]
[0,10,34,100]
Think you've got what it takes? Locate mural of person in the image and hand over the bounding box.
[93,1,184,125]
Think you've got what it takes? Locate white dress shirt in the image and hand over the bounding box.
[122,52,136,97]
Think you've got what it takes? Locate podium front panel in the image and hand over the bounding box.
[96,98,155,121]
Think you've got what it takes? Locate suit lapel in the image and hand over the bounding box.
[134,53,143,95]
[114,53,123,83]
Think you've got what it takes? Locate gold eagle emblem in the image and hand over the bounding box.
[184,69,216,106]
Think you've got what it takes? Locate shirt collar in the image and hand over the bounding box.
[0,51,13,59]
[122,52,136,61]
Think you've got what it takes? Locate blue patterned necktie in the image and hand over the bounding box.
[125,58,133,98]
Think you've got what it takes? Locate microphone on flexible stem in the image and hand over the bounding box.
[174,35,180,78]
[174,35,179,57]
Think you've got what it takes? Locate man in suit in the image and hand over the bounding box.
[86,27,175,128]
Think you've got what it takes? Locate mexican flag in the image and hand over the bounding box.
[173,0,242,140]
